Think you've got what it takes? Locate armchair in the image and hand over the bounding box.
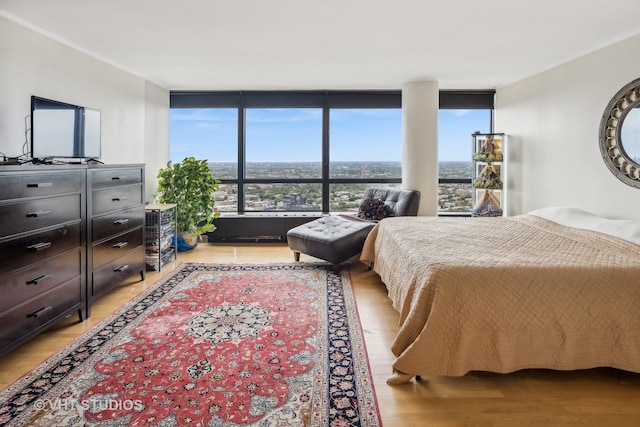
[286,187,420,272]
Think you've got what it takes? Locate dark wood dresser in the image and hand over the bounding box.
[0,163,145,355]
[0,165,86,355]
[87,165,145,316]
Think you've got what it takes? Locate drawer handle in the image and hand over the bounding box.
[27,242,52,251]
[112,196,127,202]
[27,306,53,318]
[27,182,53,188]
[111,176,127,180]
[114,264,129,273]
[114,219,129,225]
[27,274,52,285]
[113,242,128,249]
[26,210,52,218]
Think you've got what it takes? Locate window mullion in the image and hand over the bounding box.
[322,106,330,214]
[238,107,245,214]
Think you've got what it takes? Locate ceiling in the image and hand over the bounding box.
[2,0,640,91]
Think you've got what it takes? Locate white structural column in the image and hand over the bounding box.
[402,81,439,216]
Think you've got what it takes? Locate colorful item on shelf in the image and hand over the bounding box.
[472,134,504,162]
[472,190,503,217]
[473,164,503,189]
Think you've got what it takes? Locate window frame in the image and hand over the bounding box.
[438,91,495,214]
[170,90,495,215]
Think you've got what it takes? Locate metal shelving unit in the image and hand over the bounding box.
[144,203,177,271]
[471,133,507,217]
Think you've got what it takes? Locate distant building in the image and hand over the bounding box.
[282,193,307,210]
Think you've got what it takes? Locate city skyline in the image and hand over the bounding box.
[207,161,473,213]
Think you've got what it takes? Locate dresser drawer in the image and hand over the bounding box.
[0,250,81,313]
[0,222,82,275]
[0,277,82,354]
[0,194,81,238]
[92,228,143,270]
[92,247,144,297]
[90,168,143,190]
[92,206,145,242]
[0,171,82,200]
[91,184,143,216]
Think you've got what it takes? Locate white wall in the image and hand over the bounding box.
[0,16,169,202]
[143,80,170,201]
[496,33,640,220]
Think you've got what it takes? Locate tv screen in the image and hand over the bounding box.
[31,96,101,160]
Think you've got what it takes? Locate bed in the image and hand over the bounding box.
[360,207,640,383]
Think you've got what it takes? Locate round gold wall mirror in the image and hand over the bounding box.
[599,77,640,188]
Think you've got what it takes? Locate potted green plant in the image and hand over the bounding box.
[156,157,221,251]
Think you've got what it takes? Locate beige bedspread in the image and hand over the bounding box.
[360,215,640,377]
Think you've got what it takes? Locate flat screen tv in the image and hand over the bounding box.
[31,96,101,161]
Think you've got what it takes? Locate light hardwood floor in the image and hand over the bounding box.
[1,243,640,426]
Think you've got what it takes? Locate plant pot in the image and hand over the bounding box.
[176,232,198,252]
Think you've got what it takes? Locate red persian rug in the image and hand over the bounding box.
[0,263,381,426]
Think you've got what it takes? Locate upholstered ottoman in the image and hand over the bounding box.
[286,216,375,271]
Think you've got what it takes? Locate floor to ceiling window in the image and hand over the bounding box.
[438,109,492,213]
[244,108,323,212]
[169,90,494,216]
[169,108,239,212]
[328,108,402,211]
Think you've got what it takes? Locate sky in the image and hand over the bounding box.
[169,108,491,164]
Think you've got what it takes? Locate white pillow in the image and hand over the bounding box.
[528,207,640,246]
